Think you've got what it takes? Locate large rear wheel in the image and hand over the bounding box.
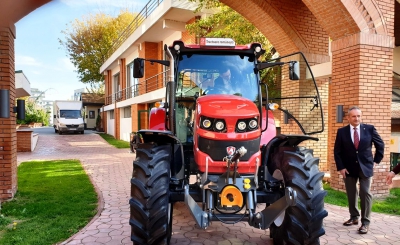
[269,147,327,245]
[129,144,172,245]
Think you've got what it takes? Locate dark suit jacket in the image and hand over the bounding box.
[334,124,384,178]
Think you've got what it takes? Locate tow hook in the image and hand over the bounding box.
[223,146,247,184]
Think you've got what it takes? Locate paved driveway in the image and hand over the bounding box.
[17,131,400,244]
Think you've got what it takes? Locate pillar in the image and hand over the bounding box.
[329,33,394,196]
[0,25,17,200]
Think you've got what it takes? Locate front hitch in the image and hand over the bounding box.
[251,187,297,230]
[184,185,210,229]
[223,146,247,184]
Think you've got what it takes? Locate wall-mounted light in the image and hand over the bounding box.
[284,112,292,124]
[0,89,10,118]
[336,105,345,123]
[14,99,26,120]
[0,89,25,119]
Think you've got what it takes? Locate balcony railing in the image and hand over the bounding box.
[106,70,170,105]
[106,0,165,59]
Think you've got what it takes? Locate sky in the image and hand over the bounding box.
[15,0,147,101]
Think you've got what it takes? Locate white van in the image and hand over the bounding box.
[53,100,84,134]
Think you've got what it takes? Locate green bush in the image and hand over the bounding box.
[16,100,50,126]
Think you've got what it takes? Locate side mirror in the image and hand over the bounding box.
[54,115,56,119]
[289,61,300,80]
[133,58,144,78]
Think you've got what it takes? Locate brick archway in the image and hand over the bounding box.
[0,0,396,199]
[221,0,394,195]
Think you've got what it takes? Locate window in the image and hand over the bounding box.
[89,110,95,119]
[127,62,139,98]
[110,110,114,119]
[124,106,131,118]
[127,63,132,99]
[113,73,120,101]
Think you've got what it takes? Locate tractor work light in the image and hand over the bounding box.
[237,121,247,131]
[248,119,258,129]
[202,119,212,129]
[214,120,225,131]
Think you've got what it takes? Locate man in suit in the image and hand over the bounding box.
[334,106,384,234]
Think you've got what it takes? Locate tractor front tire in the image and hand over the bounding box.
[269,147,328,245]
[129,144,172,245]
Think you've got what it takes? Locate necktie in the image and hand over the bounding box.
[354,128,359,149]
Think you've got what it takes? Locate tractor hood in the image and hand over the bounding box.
[196,94,259,118]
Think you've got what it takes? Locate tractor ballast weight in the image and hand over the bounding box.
[130,38,327,245]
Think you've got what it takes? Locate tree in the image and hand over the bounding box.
[16,98,50,126]
[187,0,279,97]
[60,10,136,86]
[187,1,271,51]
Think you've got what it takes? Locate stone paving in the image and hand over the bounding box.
[17,129,400,245]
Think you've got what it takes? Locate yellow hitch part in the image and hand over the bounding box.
[220,185,243,207]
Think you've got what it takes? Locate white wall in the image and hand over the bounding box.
[163,31,182,48]
[120,117,132,142]
[107,110,115,136]
[85,105,100,129]
[125,49,139,66]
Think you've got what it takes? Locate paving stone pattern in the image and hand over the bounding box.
[17,132,400,245]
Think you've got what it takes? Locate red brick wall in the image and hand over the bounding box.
[0,26,17,200]
[222,0,329,55]
[182,17,197,44]
[138,42,160,94]
[329,33,393,196]
[119,58,126,100]
[131,104,138,133]
[104,70,112,105]
[16,131,32,152]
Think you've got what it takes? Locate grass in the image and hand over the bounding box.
[98,133,130,148]
[324,183,400,216]
[0,160,98,245]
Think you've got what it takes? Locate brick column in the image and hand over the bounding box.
[0,25,17,200]
[329,33,393,196]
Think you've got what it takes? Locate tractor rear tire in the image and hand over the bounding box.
[269,147,328,245]
[129,144,172,245]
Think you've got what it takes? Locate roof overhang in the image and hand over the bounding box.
[15,71,31,98]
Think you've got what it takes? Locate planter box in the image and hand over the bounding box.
[17,130,39,152]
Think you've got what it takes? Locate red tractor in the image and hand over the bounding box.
[130,38,327,245]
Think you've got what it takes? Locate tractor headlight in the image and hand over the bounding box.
[202,119,212,129]
[248,119,258,129]
[237,121,247,131]
[214,120,225,131]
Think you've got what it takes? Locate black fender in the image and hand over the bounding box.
[137,129,175,145]
[260,134,319,182]
[137,129,187,181]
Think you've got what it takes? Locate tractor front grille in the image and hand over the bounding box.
[197,136,260,161]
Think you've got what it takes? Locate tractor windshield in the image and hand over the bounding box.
[175,54,259,104]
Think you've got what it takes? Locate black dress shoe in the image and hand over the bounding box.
[358,224,369,234]
[343,219,359,226]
